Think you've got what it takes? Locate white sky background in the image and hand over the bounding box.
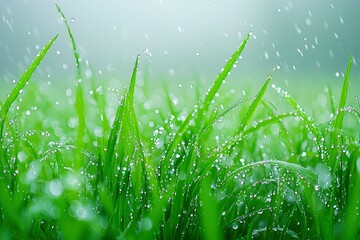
[0,0,359,86]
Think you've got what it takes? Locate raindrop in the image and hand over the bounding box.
[169,68,175,76]
[294,23,302,34]
[339,16,344,24]
[177,26,184,34]
[264,52,269,60]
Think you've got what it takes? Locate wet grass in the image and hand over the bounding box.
[0,5,359,240]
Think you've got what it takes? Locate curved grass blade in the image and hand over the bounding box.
[55,3,86,158]
[223,159,317,187]
[0,35,58,137]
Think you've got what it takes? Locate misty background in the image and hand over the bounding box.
[0,0,359,90]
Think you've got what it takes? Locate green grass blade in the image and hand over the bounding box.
[235,70,273,137]
[55,3,86,158]
[337,54,353,120]
[161,34,251,182]
[331,54,353,170]
[0,35,58,137]
[128,55,139,106]
[104,97,125,178]
[326,84,336,115]
[223,159,317,187]
[200,174,223,240]
[55,3,81,73]
[198,33,251,120]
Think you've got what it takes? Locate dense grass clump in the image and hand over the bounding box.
[0,5,359,240]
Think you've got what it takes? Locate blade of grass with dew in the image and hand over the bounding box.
[125,55,158,202]
[331,54,352,171]
[104,95,126,186]
[234,69,273,138]
[160,33,251,182]
[0,35,58,138]
[223,159,317,188]
[197,33,251,123]
[271,83,325,162]
[55,3,86,165]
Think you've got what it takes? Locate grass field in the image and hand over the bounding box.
[0,5,359,240]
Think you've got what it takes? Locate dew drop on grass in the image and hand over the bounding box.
[17,151,27,162]
[232,222,239,230]
[48,179,63,197]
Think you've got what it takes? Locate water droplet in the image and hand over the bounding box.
[264,52,269,60]
[169,68,175,76]
[232,222,239,229]
[48,180,63,197]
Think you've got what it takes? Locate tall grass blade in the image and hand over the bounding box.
[0,35,58,137]
[55,3,86,161]
[161,34,251,179]
[331,54,352,171]
[200,174,223,240]
[198,33,251,120]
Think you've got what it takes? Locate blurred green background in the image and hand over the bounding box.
[0,0,359,92]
